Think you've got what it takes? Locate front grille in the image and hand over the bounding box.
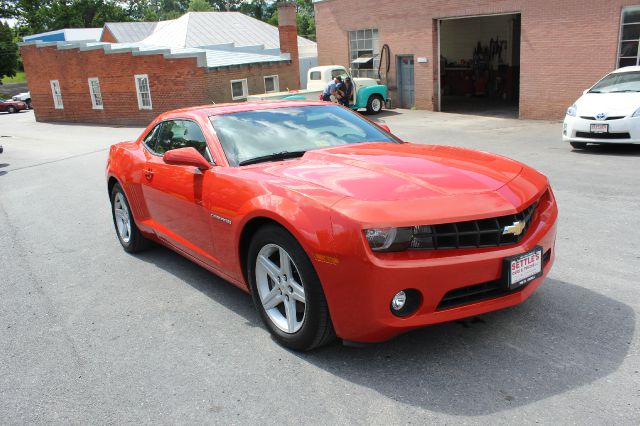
[575,131,631,139]
[436,249,552,310]
[410,202,537,250]
[579,116,625,120]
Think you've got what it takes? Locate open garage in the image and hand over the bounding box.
[439,14,521,118]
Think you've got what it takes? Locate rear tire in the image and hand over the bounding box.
[247,224,335,351]
[570,142,588,149]
[110,183,152,253]
[366,94,383,114]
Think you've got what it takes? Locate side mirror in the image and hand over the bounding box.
[378,123,391,133]
[163,147,211,170]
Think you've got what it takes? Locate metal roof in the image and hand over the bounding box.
[18,40,291,70]
[140,12,315,49]
[103,22,163,43]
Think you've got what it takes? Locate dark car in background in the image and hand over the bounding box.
[0,98,27,114]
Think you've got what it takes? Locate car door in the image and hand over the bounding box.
[141,119,218,263]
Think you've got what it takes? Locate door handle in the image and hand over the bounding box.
[144,168,154,180]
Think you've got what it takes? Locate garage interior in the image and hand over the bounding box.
[439,13,521,118]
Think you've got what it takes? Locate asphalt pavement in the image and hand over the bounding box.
[0,109,638,424]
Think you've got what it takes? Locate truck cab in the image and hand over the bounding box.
[247,65,389,114]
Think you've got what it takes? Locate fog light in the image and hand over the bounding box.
[391,291,407,311]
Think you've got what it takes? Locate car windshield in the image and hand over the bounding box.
[210,105,400,166]
[589,71,640,93]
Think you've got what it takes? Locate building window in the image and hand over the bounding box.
[135,74,152,110]
[50,80,63,109]
[88,77,103,110]
[231,79,248,100]
[348,28,380,78]
[619,7,640,67]
[264,75,279,93]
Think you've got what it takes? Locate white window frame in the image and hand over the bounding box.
[348,28,380,78]
[88,77,103,110]
[618,6,640,68]
[134,74,152,110]
[263,75,280,93]
[230,78,248,100]
[50,80,63,109]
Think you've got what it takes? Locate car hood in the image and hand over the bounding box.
[575,92,640,117]
[253,143,523,202]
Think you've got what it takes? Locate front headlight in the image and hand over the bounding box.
[364,227,413,252]
[632,107,640,117]
[566,104,577,117]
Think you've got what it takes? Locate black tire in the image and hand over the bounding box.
[570,142,588,149]
[366,94,384,114]
[247,224,335,351]
[26,100,33,109]
[110,183,152,253]
[7,106,16,114]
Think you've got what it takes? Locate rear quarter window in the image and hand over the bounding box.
[309,71,321,80]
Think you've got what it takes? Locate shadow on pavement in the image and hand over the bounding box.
[135,246,634,416]
[571,144,640,157]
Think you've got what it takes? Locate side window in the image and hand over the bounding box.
[154,120,212,162]
[309,71,321,81]
[142,123,163,152]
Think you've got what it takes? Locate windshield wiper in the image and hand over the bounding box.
[610,89,640,93]
[239,150,307,166]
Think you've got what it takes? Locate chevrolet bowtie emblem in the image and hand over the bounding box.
[503,220,526,236]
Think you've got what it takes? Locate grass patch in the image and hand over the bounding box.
[1,72,26,84]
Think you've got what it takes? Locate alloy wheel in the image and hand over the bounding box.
[113,192,132,244]
[255,243,306,333]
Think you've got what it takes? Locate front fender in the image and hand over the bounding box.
[235,194,336,259]
[355,85,388,109]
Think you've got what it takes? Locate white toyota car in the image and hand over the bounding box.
[563,66,640,149]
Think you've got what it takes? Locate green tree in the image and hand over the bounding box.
[0,21,19,80]
[188,0,213,11]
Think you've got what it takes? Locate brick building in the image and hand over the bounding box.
[314,0,640,119]
[20,3,312,125]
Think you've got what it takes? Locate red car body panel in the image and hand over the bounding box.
[106,101,558,343]
[0,99,27,112]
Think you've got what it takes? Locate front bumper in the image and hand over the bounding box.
[563,114,640,144]
[315,189,558,343]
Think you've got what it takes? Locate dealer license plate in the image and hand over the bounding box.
[505,246,543,290]
[590,123,608,133]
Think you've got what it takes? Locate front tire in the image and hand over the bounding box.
[570,142,588,149]
[366,94,383,114]
[7,106,16,114]
[247,224,335,351]
[110,183,152,253]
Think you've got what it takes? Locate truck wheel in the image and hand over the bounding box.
[366,95,383,114]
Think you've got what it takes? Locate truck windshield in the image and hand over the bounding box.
[211,105,400,166]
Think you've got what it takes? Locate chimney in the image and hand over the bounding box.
[277,1,300,89]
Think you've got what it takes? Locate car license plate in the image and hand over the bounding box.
[505,246,543,290]
[590,123,608,133]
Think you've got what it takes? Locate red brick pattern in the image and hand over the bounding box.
[20,44,298,125]
[315,0,636,119]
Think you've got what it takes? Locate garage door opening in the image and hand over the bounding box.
[438,13,521,118]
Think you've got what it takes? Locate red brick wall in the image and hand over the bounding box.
[20,44,297,125]
[315,0,637,119]
[100,27,117,43]
[278,3,301,89]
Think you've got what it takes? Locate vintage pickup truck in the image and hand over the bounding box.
[247,65,389,114]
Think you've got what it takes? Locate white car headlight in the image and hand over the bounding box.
[632,107,640,118]
[566,104,577,117]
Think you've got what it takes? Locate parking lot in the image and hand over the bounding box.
[1,109,639,424]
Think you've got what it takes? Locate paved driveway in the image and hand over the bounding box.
[1,110,638,424]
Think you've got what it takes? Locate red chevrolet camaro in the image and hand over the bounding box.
[106,101,558,351]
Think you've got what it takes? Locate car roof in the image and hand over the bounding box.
[160,100,332,119]
[611,66,640,74]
